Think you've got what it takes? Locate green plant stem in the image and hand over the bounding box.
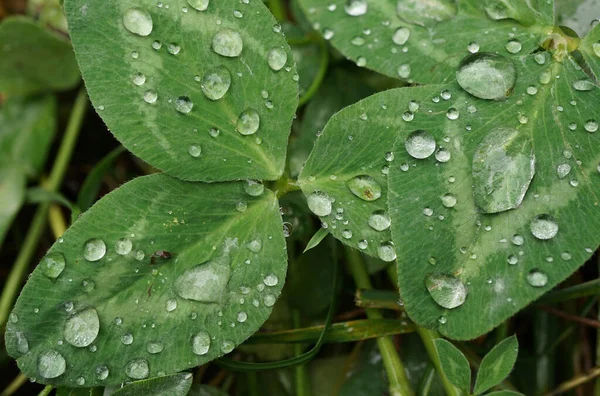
[0,88,87,326]
[345,248,414,396]
[0,373,27,396]
[267,0,285,21]
[37,385,53,396]
[355,289,404,311]
[293,310,311,396]
[273,175,300,199]
[298,36,329,107]
[546,366,600,396]
[416,327,460,396]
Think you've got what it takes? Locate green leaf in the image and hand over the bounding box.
[0,16,80,95]
[113,372,193,396]
[5,174,287,386]
[303,227,329,253]
[0,169,26,251]
[65,0,299,182]
[485,391,525,396]
[433,339,471,394]
[295,0,545,83]
[474,336,518,394]
[77,146,127,212]
[580,23,600,80]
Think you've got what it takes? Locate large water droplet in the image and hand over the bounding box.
[192,331,211,355]
[41,252,66,279]
[527,269,548,287]
[166,299,178,312]
[246,239,262,253]
[267,47,287,71]
[377,242,396,262]
[125,358,149,379]
[505,39,522,53]
[572,79,595,91]
[396,0,456,26]
[95,365,109,381]
[345,0,367,16]
[244,180,264,196]
[456,53,516,100]
[123,8,153,36]
[472,127,535,213]
[64,308,100,348]
[38,350,66,378]
[201,66,231,100]
[530,214,558,240]
[392,27,410,45]
[144,90,158,104]
[425,273,468,309]
[122,333,134,345]
[307,191,332,217]
[115,238,133,255]
[188,145,202,158]
[174,96,193,114]
[405,130,436,159]
[221,340,235,354]
[174,254,231,303]
[346,175,382,201]
[83,239,106,262]
[368,211,391,231]
[263,274,279,286]
[212,28,243,57]
[441,193,457,208]
[146,341,164,354]
[237,109,260,135]
[187,0,209,11]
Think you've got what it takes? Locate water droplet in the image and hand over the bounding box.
[467,41,479,53]
[81,279,95,292]
[472,127,535,213]
[405,130,436,159]
[123,8,153,36]
[152,40,162,50]
[76,377,85,386]
[507,255,518,265]
[166,299,178,312]
[307,191,332,217]
[236,201,247,212]
[345,0,367,16]
[377,242,396,262]
[221,340,235,354]
[346,175,382,201]
[187,0,209,11]
[192,331,211,355]
[136,250,145,261]
[122,333,134,345]
[38,350,66,379]
[237,109,260,135]
[441,193,457,208]
[244,180,264,196]
[263,294,277,307]
[15,331,29,354]
[585,120,598,133]
[132,73,146,86]
[237,312,247,323]
[264,274,279,286]
[212,28,243,57]
[561,251,572,261]
[396,0,456,26]
[438,315,447,324]
[556,163,571,179]
[456,53,516,100]
[505,39,522,53]
[83,239,106,262]
[174,253,231,303]
[425,273,468,309]
[64,308,100,348]
[392,27,410,45]
[147,341,164,354]
[572,79,595,91]
[144,90,158,104]
[125,358,149,379]
[397,64,411,79]
[201,66,231,100]
[530,214,558,240]
[368,211,391,231]
[188,144,202,158]
[174,96,193,114]
[323,28,334,40]
[527,269,548,287]
[246,239,262,253]
[435,148,451,162]
[41,252,66,279]
[115,238,133,255]
[267,47,287,71]
[95,365,109,381]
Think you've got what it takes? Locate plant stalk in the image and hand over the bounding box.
[345,248,414,396]
[0,88,87,326]
[416,327,460,396]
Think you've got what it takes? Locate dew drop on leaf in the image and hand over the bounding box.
[368,211,391,231]
[146,341,164,354]
[201,66,231,100]
[115,238,132,255]
[41,252,66,279]
[174,254,231,303]
[122,8,153,37]
[572,79,595,91]
[405,130,436,159]
[307,191,332,217]
[192,331,211,355]
[505,39,522,54]
[530,214,558,240]
[425,273,468,309]
[246,238,263,253]
[174,96,193,114]
[37,350,66,379]
[396,0,457,26]
[212,28,243,57]
[456,53,517,100]
[237,312,248,322]
[166,299,178,312]
[125,358,149,379]
[346,175,382,201]
[132,72,146,86]
[267,47,287,71]
[392,27,410,45]
[187,0,209,11]
[236,109,260,135]
[244,180,264,196]
[585,120,599,133]
[377,242,397,262]
[121,333,133,345]
[221,340,235,354]
[263,294,277,307]
[188,144,202,158]
[263,274,279,286]
[441,193,457,208]
[472,127,535,213]
[83,238,106,262]
[64,308,100,348]
[345,0,368,16]
[95,365,109,381]
[527,269,548,287]
[143,90,158,104]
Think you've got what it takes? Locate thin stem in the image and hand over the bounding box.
[546,366,600,396]
[267,0,285,21]
[37,385,53,396]
[0,88,87,326]
[345,248,414,396]
[416,327,460,396]
[298,37,329,107]
[540,279,600,304]
[48,205,67,238]
[0,373,27,396]
[293,310,311,396]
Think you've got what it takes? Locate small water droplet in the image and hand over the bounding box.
[441,193,457,208]
[307,191,332,217]
[572,79,595,91]
[527,269,548,287]
[244,180,264,196]
[267,47,287,71]
[125,358,149,379]
[368,211,391,231]
[144,90,158,104]
[95,365,109,381]
[456,53,516,100]
[147,341,164,354]
[166,299,177,312]
[377,242,396,262]
[64,308,100,348]
[213,28,243,57]
[237,109,260,135]
[115,238,133,255]
[188,144,202,158]
[187,0,209,11]
[123,8,153,36]
[345,0,367,16]
[263,294,277,307]
[83,239,106,262]
[221,340,235,354]
[122,333,134,345]
[192,331,211,355]
[132,72,146,86]
[174,96,193,114]
[201,66,231,100]
[405,130,436,159]
[505,39,522,53]
[41,252,66,279]
[530,214,558,240]
[347,175,382,201]
[37,350,66,379]
[392,27,410,45]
